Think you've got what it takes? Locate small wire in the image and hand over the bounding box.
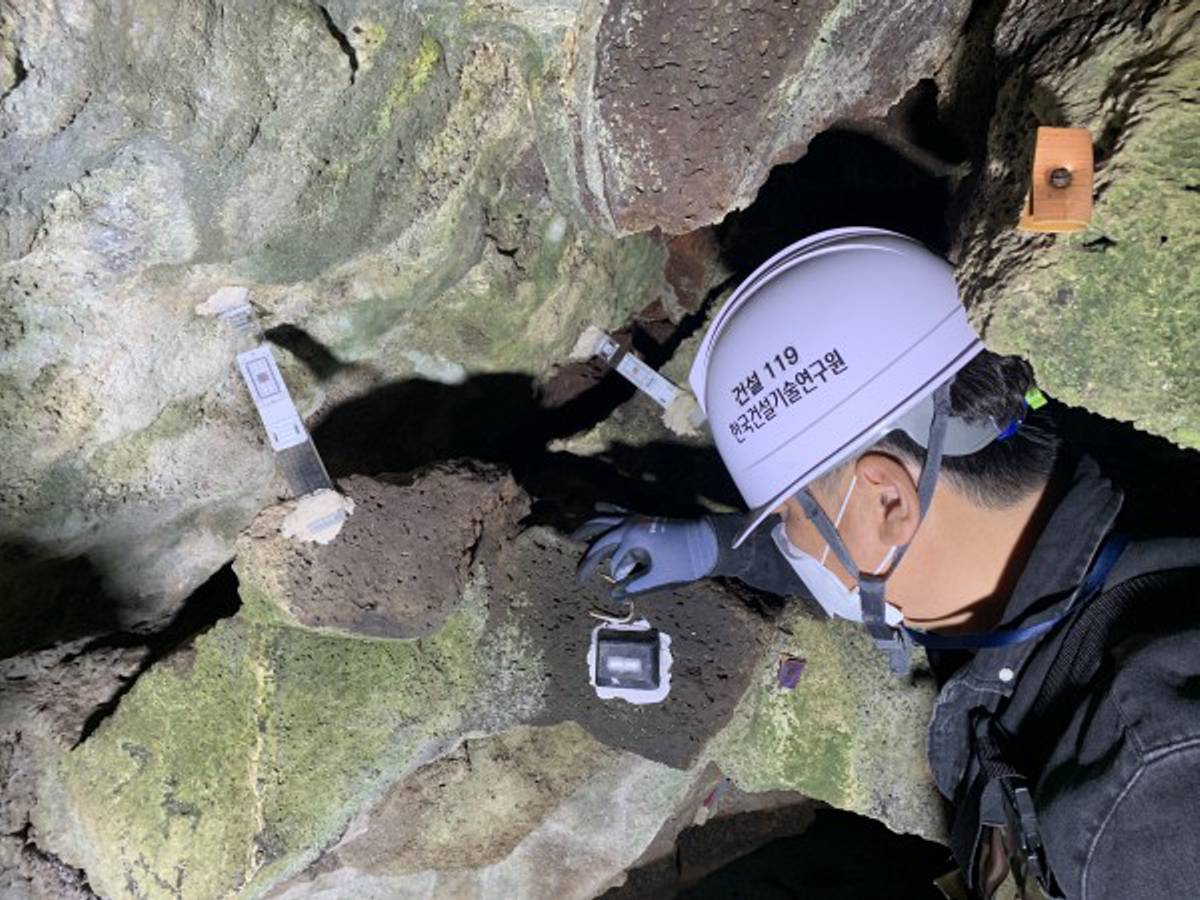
[589,599,636,625]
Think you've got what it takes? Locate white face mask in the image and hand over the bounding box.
[770,475,903,626]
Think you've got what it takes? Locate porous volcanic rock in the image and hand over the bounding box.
[238,466,527,639]
[587,0,974,233]
[954,1,1200,448]
[494,525,770,768]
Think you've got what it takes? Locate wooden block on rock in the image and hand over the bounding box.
[1018,127,1094,233]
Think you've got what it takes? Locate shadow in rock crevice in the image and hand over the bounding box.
[311,372,743,533]
[673,806,952,900]
[72,562,242,746]
[715,121,961,282]
[0,545,122,661]
[265,323,366,382]
[601,803,952,900]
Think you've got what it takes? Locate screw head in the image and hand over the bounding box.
[1049,167,1073,189]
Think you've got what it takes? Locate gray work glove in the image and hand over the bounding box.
[572,503,719,599]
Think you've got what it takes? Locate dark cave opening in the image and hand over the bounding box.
[0,551,242,667]
[0,545,122,661]
[715,80,970,281]
[602,803,953,900]
[717,125,954,272]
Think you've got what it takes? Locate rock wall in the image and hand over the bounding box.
[29,466,943,899]
[2,1,1199,898]
[0,0,664,635]
[0,0,974,638]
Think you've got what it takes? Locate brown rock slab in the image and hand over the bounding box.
[302,724,619,877]
[240,464,528,638]
[270,723,696,900]
[590,0,972,233]
[486,527,776,770]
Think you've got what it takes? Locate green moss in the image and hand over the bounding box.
[232,575,293,629]
[361,23,388,50]
[89,398,205,486]
[44,572,489,899]
[326,199,485,362]
[376,34,442,134]
[704,616,856,807]
[703,613,940,837]
[472,612,547,726]
[987,57,1200,448]
[422,225,667,374]
[50,621,262,899]
[247,593,484,891]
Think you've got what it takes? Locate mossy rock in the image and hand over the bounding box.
[986,53,1200,447]
[703,612,942,839]
[962,7,1200,449]
[32,577,489,899]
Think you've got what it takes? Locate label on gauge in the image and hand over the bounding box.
[236,345,309,451]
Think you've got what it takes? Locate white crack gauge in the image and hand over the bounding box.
[236,345,309,451]
[596,334,679,410]
[204,287,334,496]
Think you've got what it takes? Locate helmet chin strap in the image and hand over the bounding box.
[795,383,953,675]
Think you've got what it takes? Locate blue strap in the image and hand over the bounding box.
[905,533,1129,652]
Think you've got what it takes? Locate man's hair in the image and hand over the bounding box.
[821,351,1060,508]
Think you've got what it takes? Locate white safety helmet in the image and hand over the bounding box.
[689,227,995,549]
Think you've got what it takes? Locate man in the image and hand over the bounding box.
[574,228,1200,899]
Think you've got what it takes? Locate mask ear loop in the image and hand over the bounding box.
[796,489,861,582]
[819,474,858,566]
[866,382,951,673]
[872,544,899,575]
[797,383,953,675]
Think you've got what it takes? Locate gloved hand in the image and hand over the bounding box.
[572,503,719,599]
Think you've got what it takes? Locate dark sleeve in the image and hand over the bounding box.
[706,513,815,601]
[1081,742,1200,899]
[1041,600,1200,900]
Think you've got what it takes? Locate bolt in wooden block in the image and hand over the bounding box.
[1017,127,1094,233]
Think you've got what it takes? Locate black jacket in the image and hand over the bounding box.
[709,454,1200,899]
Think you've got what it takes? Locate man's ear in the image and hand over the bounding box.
[854,452,921,547]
